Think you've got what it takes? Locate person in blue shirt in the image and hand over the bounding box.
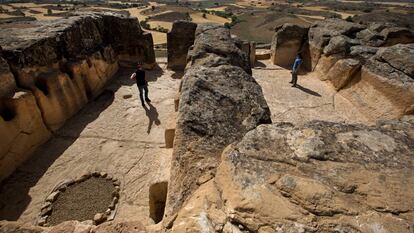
[290,53,303,87]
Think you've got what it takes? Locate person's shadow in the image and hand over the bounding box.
[143,102,161,134]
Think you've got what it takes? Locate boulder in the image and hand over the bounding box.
[171,118,414,232]
[167,21,197,71]
[188,24,251,75]
[270,23,309,69]
[325,58,361,90]
[166,24,271,217]
[308,19,365,70]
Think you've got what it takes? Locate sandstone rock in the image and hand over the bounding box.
[93,213,106,225]
[381,26,414,46]
[255,49,271,60]
[171,119,414,232]
[270,24,309,68]
[339,43,414,120]
[167,21,197,71]
[0,56,16,98]
[249,42,256,67]
[325,58,361,90]
[0,91,51,182]
[46,191,60,202]
[323,35,357,56]
[166,25,271,217]
[0,220,44,233]
[349,45,378,59]
[188,24,251,75]
[48,220,92,233]
[93,221,146,233]
[0,12,155,181]
[308,19,365,70]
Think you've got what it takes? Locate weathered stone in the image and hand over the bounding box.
[349,45,379,59]
[338,44,414,120]
[381,26,414,46]
[271,24,309,68]
[0,91,51,182]
[325,58,361,90]
[46,191,60,202]
[0,221,44,233]
[93,213,106,225]
[249,42,256,67]
[308,19,365,70]
[0,56,16,98]
[166,24,271,217]
[93,221,145,232]
[167,21,197,71]
[173,118,414,232]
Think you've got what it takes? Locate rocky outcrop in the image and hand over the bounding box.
[0,12,155,182]
[270,19,414,122]
[167,21,197,71]
[170,117,414,232]
[339,44,414,121]
[271,24,309,69]
[166,24,271,218]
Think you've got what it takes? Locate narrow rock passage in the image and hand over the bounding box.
[0,60,179,225]
[253,60,372,125]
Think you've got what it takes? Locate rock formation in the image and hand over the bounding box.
[0,12,155,182]
[170,116,414,232]
[270,23,309,69]
[167,21,197,71]
[165,24,271,218]
[271,18,414,122]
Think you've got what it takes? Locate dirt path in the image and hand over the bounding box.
[0,60,180,226]
[253,60,371,125]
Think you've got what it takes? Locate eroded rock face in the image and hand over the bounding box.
[171,117,414,232]
[166,24,271,217]
[167,21,197,71]
[271,24,309,69]
[0,12,155,182]
[271,19,414,122]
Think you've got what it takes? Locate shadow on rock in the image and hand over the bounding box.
[295,84,322,97]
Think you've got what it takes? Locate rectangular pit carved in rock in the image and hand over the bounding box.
[149,182,168,224]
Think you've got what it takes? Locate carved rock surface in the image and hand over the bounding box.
[271,23,309,68]
[166,24,271,217]
[167,21,197,71]
[0,12,154,182]
[171,117,414,232]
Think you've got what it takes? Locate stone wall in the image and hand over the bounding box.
[0,12,155,182]
[271,18,414,122]
[167,21,197,71]
[165,24,271,218]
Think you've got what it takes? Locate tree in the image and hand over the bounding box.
[47,9,52,15]
[202,13,206,18]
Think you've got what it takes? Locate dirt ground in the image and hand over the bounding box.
[0,60,179,226]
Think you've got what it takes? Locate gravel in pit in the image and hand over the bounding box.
[48,177,114,225]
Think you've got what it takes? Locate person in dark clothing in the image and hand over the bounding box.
[290,53,303,87]
[130,62,151,106]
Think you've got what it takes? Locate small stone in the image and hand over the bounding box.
[100,172,107,178]
[37,216,47,226]
[40,206,52,216]
[41,202,51,210]
[106,175,113,181]
[76,173,91,183]
[93,213,107,225]
[113,180,120,186]
[114,186,120,192]
[46,191,60,202]
[105,209,111,216]
[238,224,244,230]
[112,190,120,198]
[92,171,100,177]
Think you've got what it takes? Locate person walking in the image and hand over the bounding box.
[290,54,303,87]
[130,62,151,106]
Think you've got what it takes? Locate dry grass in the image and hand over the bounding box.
[191,12,230,24]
